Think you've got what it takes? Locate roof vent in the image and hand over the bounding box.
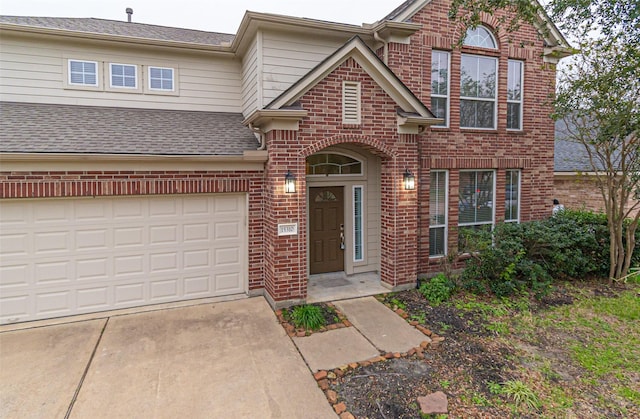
[126,8,133,23]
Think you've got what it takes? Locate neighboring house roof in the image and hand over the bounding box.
[555,118,605,172]
[0,102,258,156]
[0,16,234,46]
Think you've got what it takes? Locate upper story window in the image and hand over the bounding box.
[68,60,98,86]
[464,26,497,49]
[431,51,450,127]
[110,63,137,88]
[507,60,524,130]
[149,67,174,91]
[460,54,497,129]
[306,153,362,175]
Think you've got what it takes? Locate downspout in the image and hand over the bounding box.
[373,31,388,65]
[248,123,266,151]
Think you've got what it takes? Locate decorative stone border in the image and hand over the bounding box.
[310,299,447,417]
[275,302,352,337]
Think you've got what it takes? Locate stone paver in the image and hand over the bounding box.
[0,319,106,419]
[334,296,428,353]
[293,326,379,372]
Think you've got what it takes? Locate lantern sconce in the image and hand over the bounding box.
[284,170,296,193]
[403,169,415,190]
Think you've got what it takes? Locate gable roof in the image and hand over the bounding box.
[0,16,234,46]
[0,102,258,156]
[265,36,435,120]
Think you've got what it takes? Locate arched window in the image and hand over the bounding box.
[306,153,362,175]
[463,26,497,49]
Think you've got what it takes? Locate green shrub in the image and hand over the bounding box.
[419,274,455,306]
[290,304,325,330]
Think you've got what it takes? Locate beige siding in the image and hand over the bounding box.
[261,30,346,105]
[0,33,243,112]
[241,35,260,116]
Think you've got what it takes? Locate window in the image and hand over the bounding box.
[68,60,98,86]
[430,171,448,257]
[431,51,450,127]
[505,170,520,222]
[460,55,497,129]
[507,60,524,130]
[353,186,364,262]
[306,153,362,175]
[110,63,137,88]
[342,81,361,124]
[464,26,497,49]
[149,66,174,91]
[458,170,495,250]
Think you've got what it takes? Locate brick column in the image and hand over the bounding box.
[262,130,308,307]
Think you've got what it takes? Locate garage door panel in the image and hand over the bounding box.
[0,194,247,324]
[114,227,145,247]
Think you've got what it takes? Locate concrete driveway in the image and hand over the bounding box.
[0,297,335,419]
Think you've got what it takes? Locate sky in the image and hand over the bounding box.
[0,0,401,34]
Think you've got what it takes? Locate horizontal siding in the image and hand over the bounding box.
[241,36,259,117]
[261,30,345,105]
[0,33,243,112]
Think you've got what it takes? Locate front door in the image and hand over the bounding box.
[309,187,344,274]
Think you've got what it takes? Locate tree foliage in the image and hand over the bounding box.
[449,0,640,279]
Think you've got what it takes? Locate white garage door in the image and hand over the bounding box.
[0,194,247,324]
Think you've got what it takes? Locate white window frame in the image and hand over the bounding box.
[463,26,498,49]
[342,81,361,124]
[431,50,451,128]
[458,170,496,241]
[148,66,175,92]
[109,63,138,89]
[460,54,498,130]
[68,59,99,87]
[507,60,524,131]
[306,152,364,177]
[353,185,364,262]
[429,171,448,258]
[505,170,521,223]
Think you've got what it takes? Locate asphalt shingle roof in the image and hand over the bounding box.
[0,16,234,46]
[383,0,421,21]
[0,102,258,156]
[555,118,606,172]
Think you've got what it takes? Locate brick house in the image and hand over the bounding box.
[554,120,639,218]
[0,0,570,324]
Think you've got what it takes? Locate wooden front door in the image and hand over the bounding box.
[309,187,345,274]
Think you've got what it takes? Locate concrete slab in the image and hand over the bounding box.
[334,297,428,353]
[293,327,380,372]
[307,272,389,303]
[0,319,106,419]
[70,297,334,419]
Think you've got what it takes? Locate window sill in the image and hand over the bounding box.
[459,128,498,133]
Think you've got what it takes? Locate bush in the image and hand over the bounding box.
[419,273,455,306]
[459,209,640,298]
[290,304,325,330]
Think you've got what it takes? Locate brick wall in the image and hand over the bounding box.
[0,169,266,292]
[554,175,639,218]
[383,0,558,273]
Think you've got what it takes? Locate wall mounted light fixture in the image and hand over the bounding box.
[403,169,415,190]
[284,170,296,193]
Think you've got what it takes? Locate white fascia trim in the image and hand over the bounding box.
[387,0,433,23]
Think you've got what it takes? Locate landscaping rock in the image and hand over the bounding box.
[333,402,347,414]
[418,391,448,414]
[325,389,338,404]
[313,370,328,381]
[339,412,355,419]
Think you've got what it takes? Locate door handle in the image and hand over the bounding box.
[340,231,345,250]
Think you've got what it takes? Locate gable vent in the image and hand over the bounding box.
[342,81,361,125]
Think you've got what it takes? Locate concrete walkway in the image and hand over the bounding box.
[0,297,335,419]
[293,296,429,372]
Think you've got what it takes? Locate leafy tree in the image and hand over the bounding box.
[449,0,640,280]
